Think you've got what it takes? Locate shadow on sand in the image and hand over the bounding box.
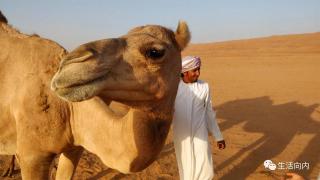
[90,96,319,179]
[215,96,319,179]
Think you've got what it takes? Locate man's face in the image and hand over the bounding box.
[183,67,200,83]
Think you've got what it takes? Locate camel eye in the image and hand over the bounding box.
[146,48,165,60]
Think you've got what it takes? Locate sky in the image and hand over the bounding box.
[1,0,320,50]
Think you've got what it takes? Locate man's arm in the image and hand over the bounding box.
[205,87,226,149]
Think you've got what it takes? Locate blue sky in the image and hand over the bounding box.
[1,0,319,50]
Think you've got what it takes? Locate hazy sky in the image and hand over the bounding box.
[1,0,319,50]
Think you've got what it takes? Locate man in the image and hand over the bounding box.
[173,56,226,180]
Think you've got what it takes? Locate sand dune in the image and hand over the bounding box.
[1,32,319,179]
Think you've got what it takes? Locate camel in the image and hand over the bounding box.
[0,11,190,180]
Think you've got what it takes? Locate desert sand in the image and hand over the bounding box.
[1,32,319,180]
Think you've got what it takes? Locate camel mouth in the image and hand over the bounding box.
[52,73,157,102]
[65,73,108,90]
[51,73,110,102]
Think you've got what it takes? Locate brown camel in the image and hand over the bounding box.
[0,11,190,180]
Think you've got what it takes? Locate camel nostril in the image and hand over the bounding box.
[61,51,94,66]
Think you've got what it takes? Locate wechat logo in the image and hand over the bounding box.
[264,160,277,171]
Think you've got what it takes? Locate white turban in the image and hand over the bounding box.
[181,56,201,73]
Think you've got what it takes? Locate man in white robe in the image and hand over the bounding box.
[173,56,226,180]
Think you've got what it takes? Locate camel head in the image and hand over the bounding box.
[51,21,190,105]
[51,22,190,173]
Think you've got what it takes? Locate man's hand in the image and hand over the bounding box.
[217,140,226,149]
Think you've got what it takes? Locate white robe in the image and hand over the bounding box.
[173,80,223,180]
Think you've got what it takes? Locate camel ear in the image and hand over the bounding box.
[174,21,191,50]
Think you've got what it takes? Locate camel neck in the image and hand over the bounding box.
[68,97,173,173]
[69,97,137,172]
[70,97,119,146]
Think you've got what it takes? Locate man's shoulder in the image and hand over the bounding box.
[196,80,209,87]
[193,80,210,93]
